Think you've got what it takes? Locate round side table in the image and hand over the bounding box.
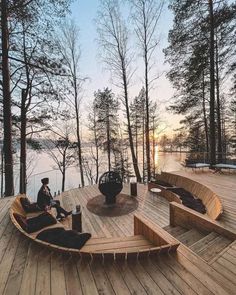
[150,188,162,200]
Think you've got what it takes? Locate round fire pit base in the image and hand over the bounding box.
[87,193,139,217]
[105,195,116,205]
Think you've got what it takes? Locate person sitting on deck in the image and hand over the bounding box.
[37,177,72,221]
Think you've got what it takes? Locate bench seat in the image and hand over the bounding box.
[148,172,223,220]
[186,163,210,168]
[10,194,180,259]
[213,164,236,170]
[81,235,153,253]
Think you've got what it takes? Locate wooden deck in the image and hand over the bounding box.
[0,172,236,295]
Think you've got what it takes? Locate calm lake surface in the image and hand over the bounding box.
[2,151,186,200]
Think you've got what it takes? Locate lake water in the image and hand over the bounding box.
[1,150,186,201]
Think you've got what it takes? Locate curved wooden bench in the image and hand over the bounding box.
[149,172,223,220]
[10,194,179,259]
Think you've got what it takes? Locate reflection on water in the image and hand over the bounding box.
[155,151,186,173]
[1,150,186,200]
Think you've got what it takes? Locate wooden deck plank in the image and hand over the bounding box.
[103,262,131,295]
[115,261,148,295]
[128,261,165,295]
[225,248,236,260]
[176,245,235,295]
[35,249,51,295]
[90,261,116,295]
[190,232,219,253]
[3,238,29,295]
[19,243,39,295]
[141,259,182,295]
[0,231,21,294]
[3,176,236,295]
[0,222,16,263]
[215,256,236,276]
[154,255,198,295]
[163,254,213,295]
[198,236,232,262]
[103,245,153,253]
[163,225,188,237]
[85,234,145,245]
[211,260,236,284]
[63,257,83,295]
[51,254,67,295]
[177,229,206,246]
[76,260,99,295]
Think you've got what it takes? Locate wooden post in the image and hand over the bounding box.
[130,182,137,196]
[72,209,82,232]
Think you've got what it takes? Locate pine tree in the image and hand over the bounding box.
[94,88,119,172]
[165,0,236,165]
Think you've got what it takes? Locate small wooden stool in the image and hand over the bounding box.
[150,188,161,200]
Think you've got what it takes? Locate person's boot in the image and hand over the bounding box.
[64,210,72,217]
[56,214,64,221]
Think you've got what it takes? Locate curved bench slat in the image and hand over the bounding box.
[149,172,223,220]
[10,195,180,257]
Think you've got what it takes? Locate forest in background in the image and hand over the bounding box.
[1,0,236,196]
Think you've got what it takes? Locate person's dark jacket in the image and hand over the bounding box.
[37,185,53,210]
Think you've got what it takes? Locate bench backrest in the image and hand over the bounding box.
[11,194,27,217]
[160,172,223,220]
[10,195,179,258]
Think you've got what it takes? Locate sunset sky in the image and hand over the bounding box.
[70,0,182,136]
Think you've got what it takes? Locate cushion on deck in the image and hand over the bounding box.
[151,179,173,187]
[167,187,206,214]
[36,227,65,243]
[20,197,41,213]
[36,228,91,249]
[27,212,57,233]
[13,213,28,231]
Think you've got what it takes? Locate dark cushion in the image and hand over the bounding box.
[166,187,206,214]
[13,213,28,231]
[27,212,57,233]
[151,179,173,187]
[36,228,91,250]
[36,227,66,243]
[20,197,41,213]
[56,230,91,249]
[167,187,192,198]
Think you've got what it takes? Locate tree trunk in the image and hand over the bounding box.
[106,105,111,171]
[215,35,222,163]
[202,71,209,160]
[142,115,145,182]
[20,28,31,194]
[152,117,155,177]
[62,153,66,192]
[93,113,99,184]
[209,0,216,167]
[20,89,27,193]
[1,147,4,197]
[75,105,84,187]
[145,51,151,181]
[135,115,138,165]
[1,0,14,196]
[95,146,99,183]
[73,74,84,187]
[122,70,141,182]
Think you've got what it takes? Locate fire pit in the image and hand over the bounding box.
[98,171,123,205]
